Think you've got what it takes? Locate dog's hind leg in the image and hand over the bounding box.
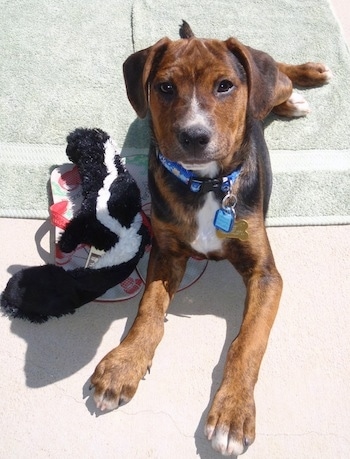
[278,61,332,87]
[273,62,332,117]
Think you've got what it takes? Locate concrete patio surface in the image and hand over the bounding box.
[0,1,349,457]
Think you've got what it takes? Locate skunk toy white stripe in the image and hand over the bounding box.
[0,128,151,323]
[94,138,142,268]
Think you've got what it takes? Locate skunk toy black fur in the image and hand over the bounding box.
[1,128,151,323]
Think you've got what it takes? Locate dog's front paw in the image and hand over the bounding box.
[205,386,255,456]
[90,345,151,411]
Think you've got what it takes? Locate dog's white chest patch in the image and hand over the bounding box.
[190,193,223,255]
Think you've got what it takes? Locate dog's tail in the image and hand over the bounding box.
[179,20,195,38]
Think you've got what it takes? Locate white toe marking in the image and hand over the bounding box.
[322,66,333,82]
[94,393,119,412]
[227,437,245,456]
[210,428,245,456]
[211,429,229,455]
[204,424,215,441]
[289,91,310,116]
[206,422,250,456]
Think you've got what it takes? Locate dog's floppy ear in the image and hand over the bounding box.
[123,38,171,118]
[225,38,292,119]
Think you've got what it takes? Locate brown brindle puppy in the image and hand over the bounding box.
[91,22,331,456]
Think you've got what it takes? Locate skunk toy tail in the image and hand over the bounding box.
[1,225,150,323]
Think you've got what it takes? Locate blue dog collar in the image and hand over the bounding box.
[157,151,241,193]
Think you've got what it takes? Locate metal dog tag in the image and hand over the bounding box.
[214,208,235,233]
[214,191,237,233]
[216,219,249,241]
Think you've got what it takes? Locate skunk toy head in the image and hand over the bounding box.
[58,128,143,255]
[65,128,141,227]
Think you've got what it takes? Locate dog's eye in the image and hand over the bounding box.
[158,82,176,95]
[217,80,234,93]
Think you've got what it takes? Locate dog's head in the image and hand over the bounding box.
[123,29,288,172]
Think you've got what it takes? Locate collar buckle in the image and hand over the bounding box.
[189,177,221,193]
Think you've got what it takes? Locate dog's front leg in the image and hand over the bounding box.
[205,229,282,456]
[91,241,187,411]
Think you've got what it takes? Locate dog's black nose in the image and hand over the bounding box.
[178,125,211,153]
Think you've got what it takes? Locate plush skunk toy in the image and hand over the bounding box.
[1,128,151,323]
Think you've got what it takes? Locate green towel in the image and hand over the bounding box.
[0,0,349,224]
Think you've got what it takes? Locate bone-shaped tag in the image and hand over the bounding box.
[216,219,249,241]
